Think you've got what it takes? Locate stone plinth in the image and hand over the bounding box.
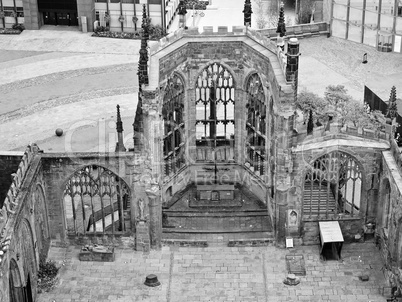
[79,245,115,262]
[136,221,150,252]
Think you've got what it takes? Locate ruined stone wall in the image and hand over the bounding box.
[0,153,23,208]
[40,153,135,247]
[0,146,50,302]
[290,135,385,245]
[377,150,402,292]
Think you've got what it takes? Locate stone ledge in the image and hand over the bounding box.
[162,239,208,247]
[227,238,274,247]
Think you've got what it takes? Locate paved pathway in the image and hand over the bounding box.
[37,242,387,302]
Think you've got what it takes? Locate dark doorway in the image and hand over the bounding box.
[43,11,78,26]
[25,274,33,302]
[38,0,78,27]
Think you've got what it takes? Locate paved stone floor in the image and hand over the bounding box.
[37,242,388,302]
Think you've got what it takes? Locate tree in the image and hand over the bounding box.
[387,85,398,120]
[295,90,327,124]
[298,0,316,24]
[297,85,386,130]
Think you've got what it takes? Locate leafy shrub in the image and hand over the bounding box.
[37,259,60,293]
[149,24,166,40]
[95,25,110,32]
[11,23,25,31]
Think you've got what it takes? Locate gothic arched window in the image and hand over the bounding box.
[303,151,362,218]
[162,74,185,177]
[63,165,131,235]
[246,73,266,176]
[195,63,235,162]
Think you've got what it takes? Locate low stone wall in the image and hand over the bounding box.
[257,22,330,40]
[303,217,364,245]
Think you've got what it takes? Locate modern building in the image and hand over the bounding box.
[0,0,180,32]
[330,0,402,52]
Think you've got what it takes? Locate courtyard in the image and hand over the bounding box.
[37,242,388,302]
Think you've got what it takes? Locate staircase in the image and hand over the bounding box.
[303,182,337,216]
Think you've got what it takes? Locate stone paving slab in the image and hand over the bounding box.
[0,53,136,85]
[37,242,387,302]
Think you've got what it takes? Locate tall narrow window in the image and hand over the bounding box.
[162,74,185,177]
[303,151,362,218]
[195,63,235,162]
[246,73,266,176]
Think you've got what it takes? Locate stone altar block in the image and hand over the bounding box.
[79,245,115,262]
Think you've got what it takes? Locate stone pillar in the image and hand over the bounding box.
[136,221,150,252]
[286,38,300,103]
[146,187,162,249]
[22,0,41,30]
[77,0,95,32]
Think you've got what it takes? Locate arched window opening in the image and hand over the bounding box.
[63,165,131,235]
[33,185,49,260]
[195,63,235,162]
[382,180,391,230]
[303,151,362,218]
[246,73,266,176]
[162,74,185,177]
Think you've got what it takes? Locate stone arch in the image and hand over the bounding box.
[194,62,236,162]
[244,72,268,176]
[302,150,364,218]
[13,218,37,301]
[193,60,238,89]
[32,183,50,262]
[62,165,131,236]
[9,258,24,302]
[379,178,391,230]
[243,70,271,97]
[396,217,402,269]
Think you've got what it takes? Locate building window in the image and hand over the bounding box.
[195,63,235,162]
[303,151,362,218]
[246,73,266,176]
[162,73,185,177]
[63,165,131,235]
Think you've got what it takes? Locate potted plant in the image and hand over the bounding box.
[132,16,138,23]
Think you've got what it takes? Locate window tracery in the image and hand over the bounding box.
[195,63,235,162]
[303,151,362,218]
[162,73,185,177]
[63,165,130,235]
[246,73,266,176]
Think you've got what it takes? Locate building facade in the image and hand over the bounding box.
[0,0,179,32]
[330,0,402,52]
[0,24,402,302]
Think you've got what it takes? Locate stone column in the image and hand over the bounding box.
[146,187,162,249]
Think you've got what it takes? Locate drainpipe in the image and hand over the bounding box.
[161,0,166,32]
[120,0,123,32]
[13,0,17,25]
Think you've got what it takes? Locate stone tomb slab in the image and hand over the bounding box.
[285,254,306,276]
